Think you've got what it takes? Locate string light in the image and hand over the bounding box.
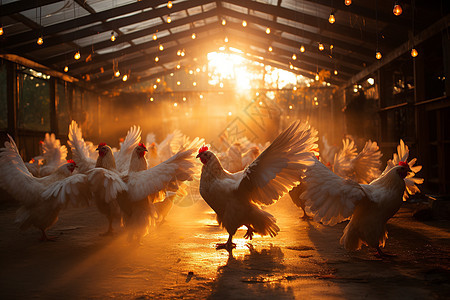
[153,34,157,40]
[64,66,69,72]
[411,48,418,57]
[242,20,247,27]
[367,78,375,85]
[153,84,157,89]
[110,32,116,42]
[0,27,3,36]
[177,81,181,85]
[193,82,197,86]
[114,70,120,77]
[318,43,324,51]
[224,37,229,43]
[122,74,128,81]
[37,36,43,45]
[199,94,204,99]
[328,12,335,24]
[174,102,178,107]
[228,112,232,116]
[289,63,294,70]
[176,64,181,69]
[315,73,320,81]
[334,69,338,75]
[222,19,227,26]
[344,0,351,5]
[268,46,273,52]
[191,33,196,39]
[376,51,382,60]
[266,28,271,34]
[183,97,187,102]
[300,45,305,53]
[155,56,159,62]
[167,1,172,9]
[150,97,154,102]
[159,44,164,51]
[393,2,402,16]
[74,51,81,60]
[156,78,161,83]
[292,54,297,60]
[167,16,171,23]
[180,51,185,56]
[289,105,293,109]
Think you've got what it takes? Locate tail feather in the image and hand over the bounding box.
[249,207,280,237]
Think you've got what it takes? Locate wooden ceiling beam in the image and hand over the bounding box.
[0,0,62,17]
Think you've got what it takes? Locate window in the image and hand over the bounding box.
[0,62,7,129]
[17,67,51,131]
[56,80,70,135]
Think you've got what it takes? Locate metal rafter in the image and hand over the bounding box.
[0,0,62,17]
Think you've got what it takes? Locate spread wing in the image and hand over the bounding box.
[350,140,382,184]
[86,168,128,204]
[40,133,68,177]
[237,121,318,206]
[125,148,197,202]
[302,159,366,226]
[115,125,141,173]
[333,138,358,178]
[382,139,423,199]
[0,134,45,204]
[41,174,91,208]
[68,120,96,173]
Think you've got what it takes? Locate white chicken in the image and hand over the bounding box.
[301,139,423,257]
[289,138,382,219]
[68,120,140,235]
[196,121,318,251]
[0,135,90,241]
[145,129,185,168]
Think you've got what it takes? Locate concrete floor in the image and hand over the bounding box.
[0,195,449,299]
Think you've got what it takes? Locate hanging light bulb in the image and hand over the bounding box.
[191,33,196,39]
[315,73,320,81]
[176,64,181,69]
[155,56,159,62]
[167,16,171,23]
[411,48,418,57]
[167,1,172,9]
[0,27,3,36]
[292,54,297,60]
[242,20,247,27]
[193,82,197,86]
[300,45,305,53]
[64,66,69,72]
[328,12,335,24]
[266,27,271,34]
[376,51,382,60]
[114,70,120,77]
[224,36,228,43]
[318,43,324,51]
[177,81,181,86]
[344,0,352,6]
[393,2,402,16]
[150,97,154,102]
[153,34,157,40]
[74,51,81,60]
[159,44,164,51]
[37,36,43,45]
[156,78,161,83]
[289,63,294,70]
[222,19,227,26]
[110,32,116,42]
[334,69,338,75]
[330,44,334,50]
[122,74,128,81]
[180,51,185,56]
[268,46,273,52]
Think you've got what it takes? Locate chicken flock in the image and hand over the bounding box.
[0,120,423,257]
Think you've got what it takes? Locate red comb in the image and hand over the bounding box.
[39,140,44,144]
[138,142,146,149]
[67,159,76,166]
[98,142,107,148]
[399,161,408,167]
[198,145,208,154]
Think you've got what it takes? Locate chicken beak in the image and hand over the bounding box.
[196,153,200,158]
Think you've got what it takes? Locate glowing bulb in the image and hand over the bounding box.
[176,64,180,69]
[330,44,334,50]
[329,13,335,24]
[196,68,200,72]
[334,69,338,75]
[167,16,171,23]
[345,0,351,6]
[411,48,418,57]
[268,46,273,52]
[155,56,159,62]
[110,32,116,42]
[122,74,128,81]
[156,78,161,83]
[167,1,172,9]
[315,73,320,81]
[74,51,81,60]
[159,44,164,51]
[191,33,196,39]
[153,34,157,40]
[393,3,402,16]
[242,20,247,27]
[224,37,228,43]
[367,77,375,85]
[293,86,297,91]
[177,81,181,85]
[376,51,382,60]
[174,102,178,107]
[114,70,120,77]
[193,82,197,86]
[266,28,271,34]
[200,94,203,99]
[300,45,305,53]
[222,19,227,26]
[180,51,185,56]
[228,111,232,116]
[219,82,224,88]
[37,36,43,45]
[289,64,294,70]
[64,66,69,72]
[150,97,154,102]
[318,43,324,51]
[289,105,293,109]
[292,54,297,60]
[189,70,193,74]
[183,97,186,101]
[0,27,3,35]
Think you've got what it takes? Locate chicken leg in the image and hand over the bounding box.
[216,234,236,252]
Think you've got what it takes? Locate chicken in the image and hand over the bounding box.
[116,139,202,243]
[39,133,69,177]
[196,121,318,252]
[68,120,140,235]
[289,138,382,219]
[145,129,185,168]
[0,135,89,241]
[301,139,422,257]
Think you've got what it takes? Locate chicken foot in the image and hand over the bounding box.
[216,234,236,251]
